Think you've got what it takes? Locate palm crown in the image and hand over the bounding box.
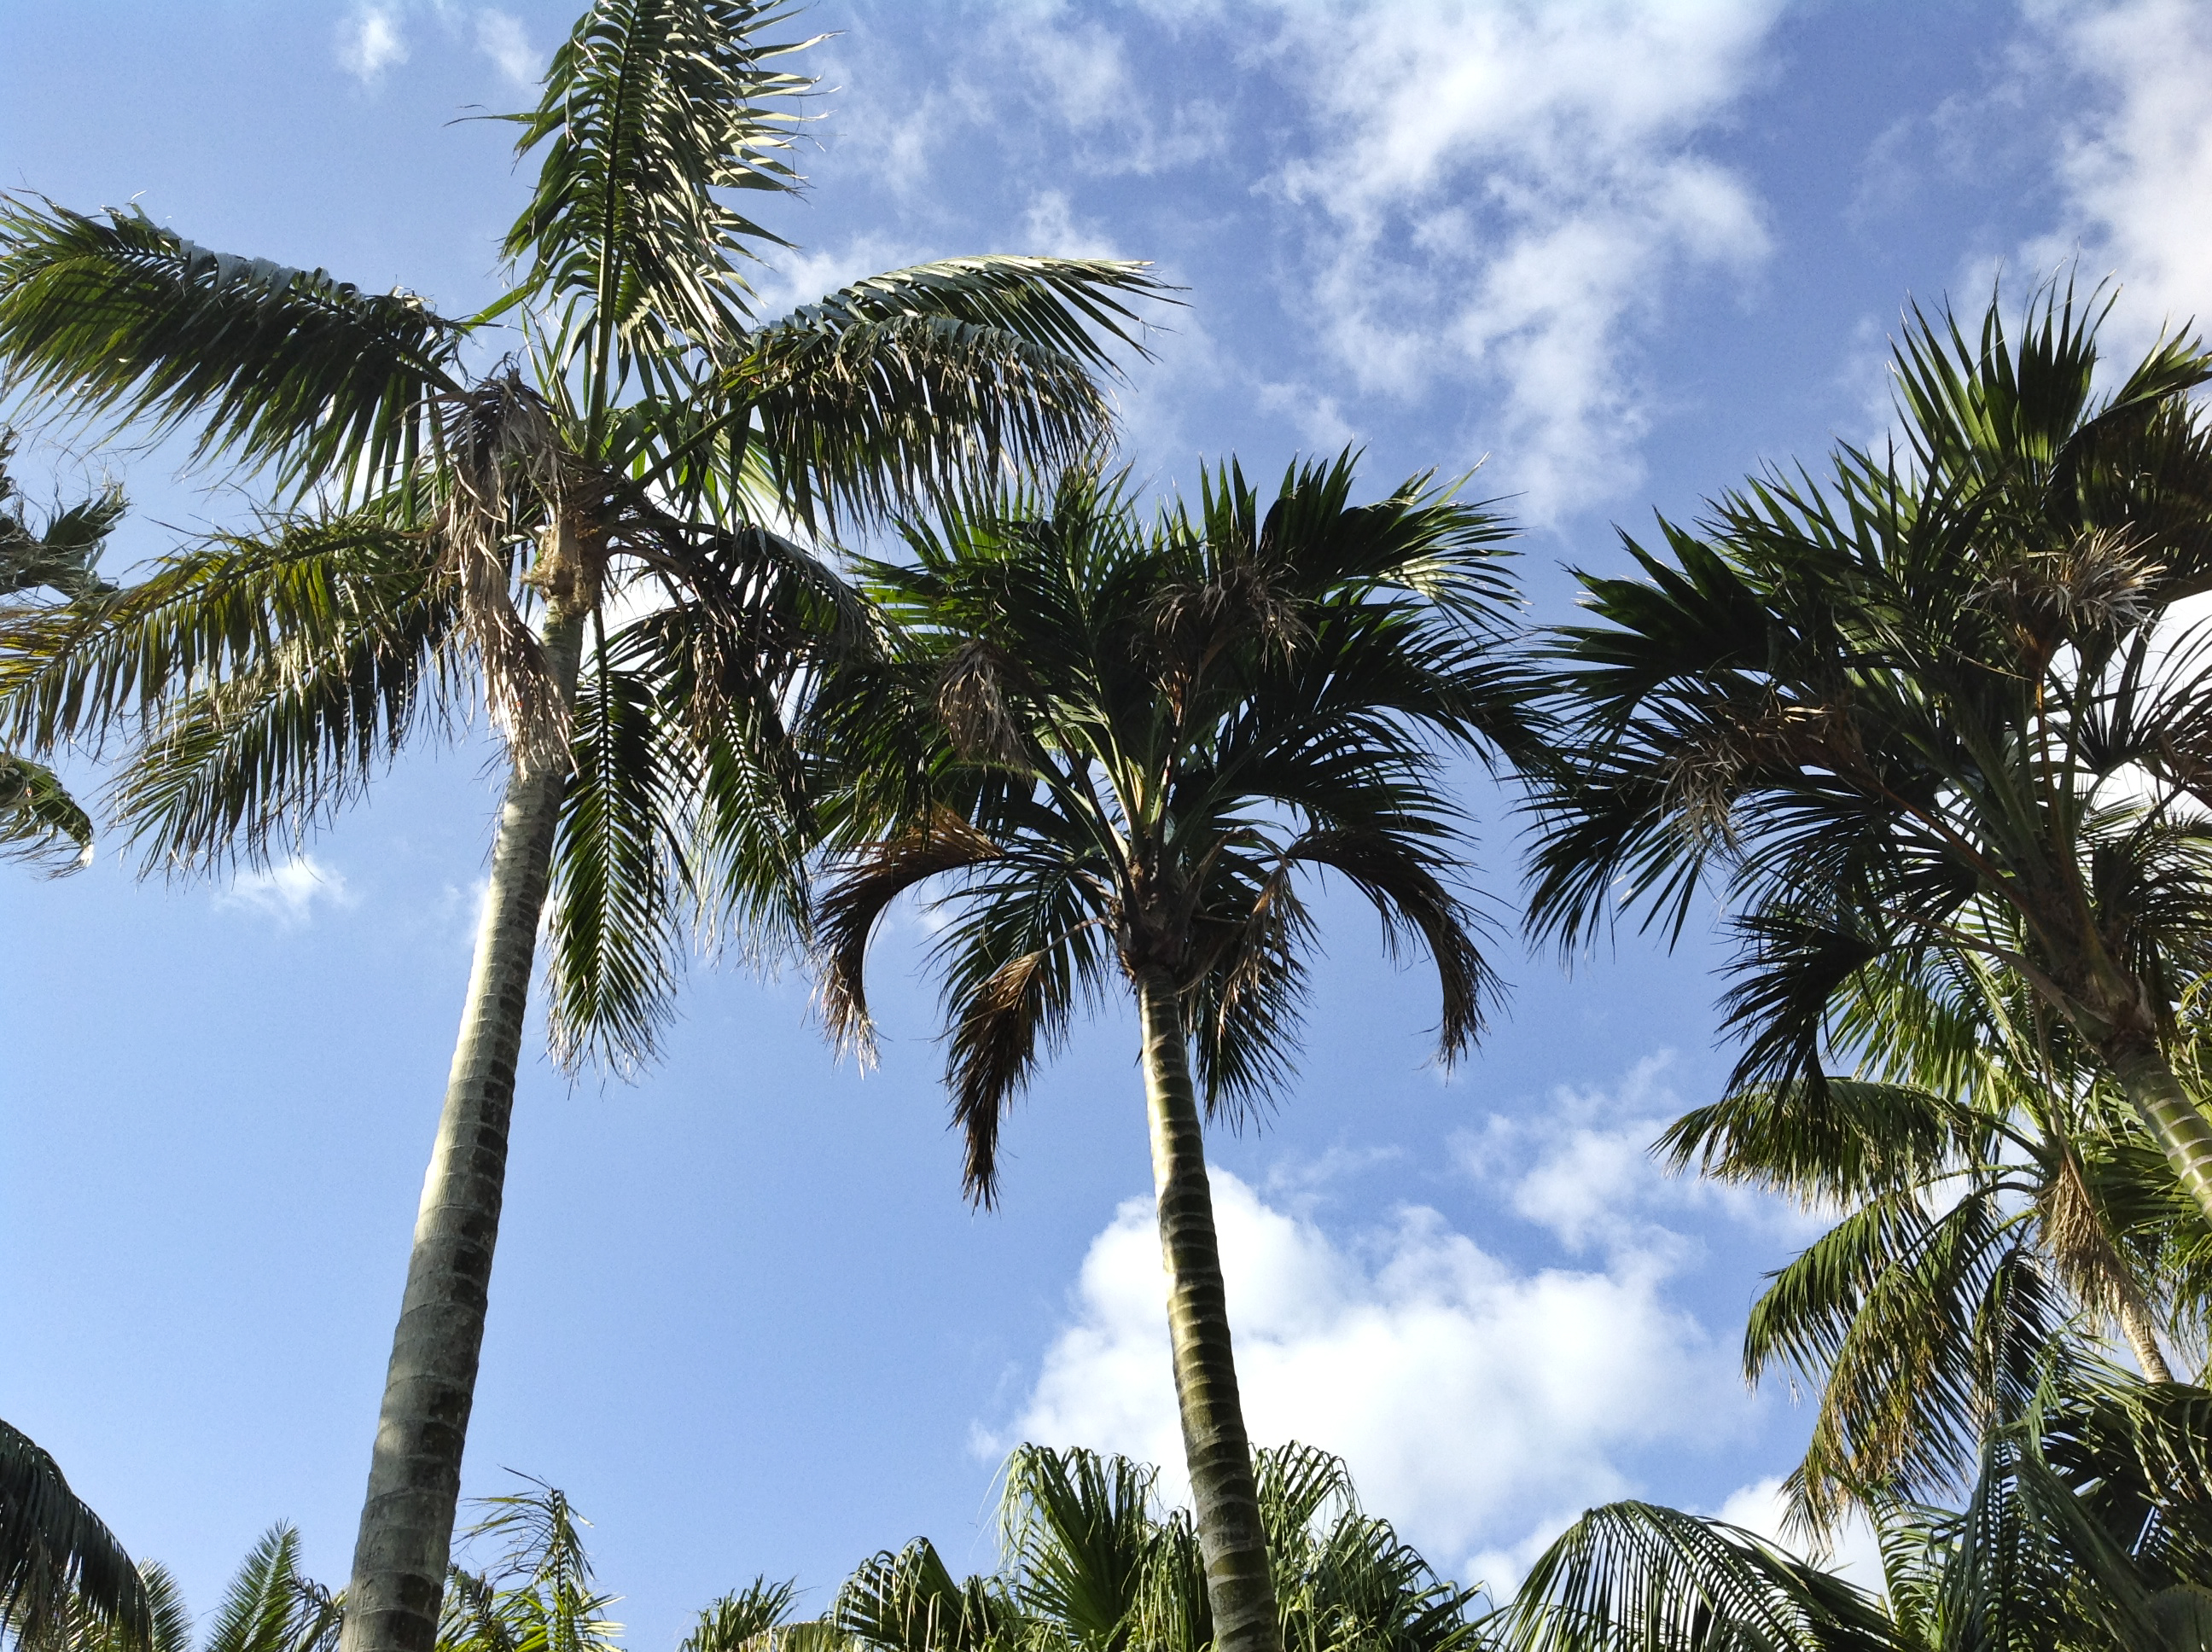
[815,457,1521,1196]
[1528,286,2212,1236]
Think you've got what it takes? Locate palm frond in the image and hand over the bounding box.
[0,1419,148,1649]
[502,0,816,386]
[0,751,93,873]
[0,198,463,498]
[737,258,1167,532]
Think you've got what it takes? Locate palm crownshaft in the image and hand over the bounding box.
[816,458,1522,1652]
[0,7,1162,1650]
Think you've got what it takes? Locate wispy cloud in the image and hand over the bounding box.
[336,4,409,84]
[213,857,359,930]
[476,9,539,89]
[1263,0,1782,520]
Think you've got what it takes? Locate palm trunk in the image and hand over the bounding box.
[1134,968,1282,1652]
[2115,1285,2175,1383]
[338,604,585,1652]
[2104,1032,2212,1230]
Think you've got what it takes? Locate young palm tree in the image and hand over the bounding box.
[811,458,1523,1652]
[1528,286,2212,1236]
[0,9,1161,1652]
[0,429,119,870]
[719,1443,1482,1652]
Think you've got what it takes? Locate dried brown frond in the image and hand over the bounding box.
[934,640,1032,769]
[948,946,1053,1206]
[434,371,572,766]
[1662,694,1864,851]
[1976,526,2163,648]
[2039,1147,2174,1377]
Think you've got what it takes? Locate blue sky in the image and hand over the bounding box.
[6,0,2212,1642]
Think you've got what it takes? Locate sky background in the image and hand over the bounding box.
[6,0,2212,1643]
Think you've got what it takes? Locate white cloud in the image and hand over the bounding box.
[1021,189,1122,260]
[986,1166,1755,1588]
[1263,0,1782,518]
[1453,1050,1821,1259]
[337,4,410,84]
[1712,1475,1885,1591]
[2023,0,2212,346]
[214,856,359,929]
[476,10,538,89]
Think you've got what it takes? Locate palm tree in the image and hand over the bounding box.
[1496,1364,2212,1652]
[0,1419,150,1650]
[811,458,1523,1652]
[1663,951,2205,1533]
[720,1443,1483,1652]
[1527,285,2212,1238]
[0,428,119,870]
[0,8,1162,1651]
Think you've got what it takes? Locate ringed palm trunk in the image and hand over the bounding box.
[338,589,588,1652]
[2100,1027,2212,1233]
[1133,967,1284,1652]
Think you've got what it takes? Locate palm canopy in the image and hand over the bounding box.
[1495,1364,2212,1652]
[0,0,1166,1067]
[1525,282,2212,1230]
[1662,945,2208,1534]
[812,455,1524,1201]
[724,1443,1482,1652]
[0,1419,151,1651]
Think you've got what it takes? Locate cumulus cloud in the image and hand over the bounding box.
[213,857,359,929]
[987,1166,1755,1586]
[337,4,409,84]
[2022,0,2212,346]
[1262,0,1782,518]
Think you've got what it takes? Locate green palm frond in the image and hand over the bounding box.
[0,199,463,498]
[832,1541,1014,1652]
[0,1419,149,1649]
[502,0,815,394]
[201,1527,342,1652]
[0,750,93,872]
[57,518,463,872]
[1499,1501,1892,1652]
[738,258,1167,533]
[997,1446,1160,1652]
[680,1578,810,1652]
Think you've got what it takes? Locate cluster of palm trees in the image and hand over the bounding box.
[8,3,2212,1651]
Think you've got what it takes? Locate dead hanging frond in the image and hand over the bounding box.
[1976,526,2163,650]
[934,640,1033,770]
[1149,551,1310,708]
[1662,692,1865,852]
[435,369,569,764]
[2038,1144,2174,1377]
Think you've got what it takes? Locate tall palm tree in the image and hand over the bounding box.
[0,1419,150,1650]
[811,458,1523,1652]
[0,428,119,870]
[1527,286,2212,1237]
[0,9,1162,1652]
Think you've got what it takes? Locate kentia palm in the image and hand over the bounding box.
[0,7,1161,1652]
[1528,287,2212,1234]
[812,459,1523,1652]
